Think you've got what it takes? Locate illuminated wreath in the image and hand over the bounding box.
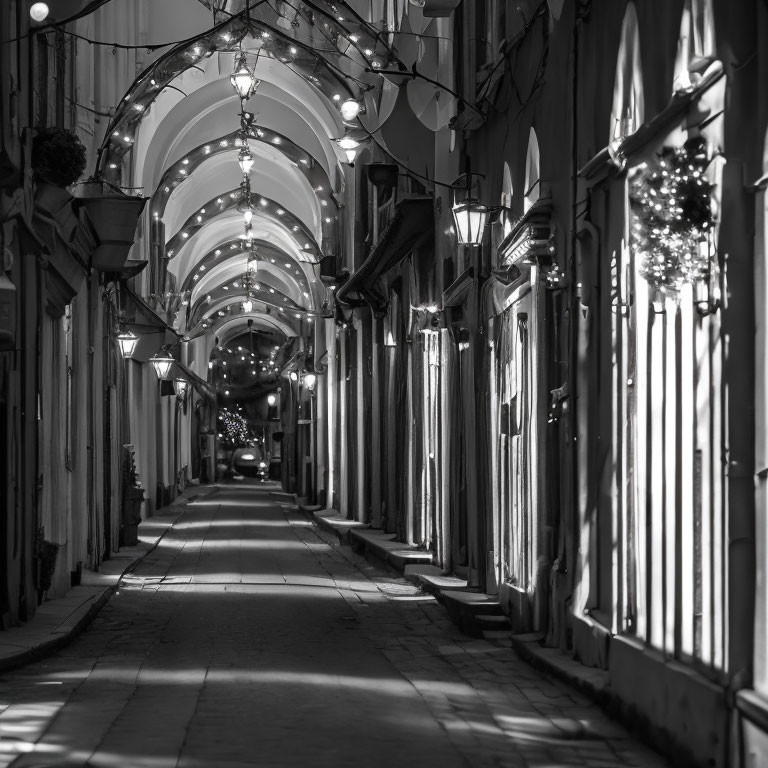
[629,136,716,301]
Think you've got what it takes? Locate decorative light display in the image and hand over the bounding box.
[217,408,249,447]
[545,263,564,289]
[116,330,139,358]
[629,136,716,302]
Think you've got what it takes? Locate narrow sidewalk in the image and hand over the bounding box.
[0,484,215,672]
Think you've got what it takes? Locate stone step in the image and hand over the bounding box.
[311,509,369,544]
[476,613,512,630]
[349,528,433,572]
[437,590,505,638]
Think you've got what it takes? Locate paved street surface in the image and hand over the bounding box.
[0,483,670,768]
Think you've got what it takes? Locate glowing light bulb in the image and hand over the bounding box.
[335,136,359,151]
[340,99,361,121]
[29,3,49,21]
[238,150,254,174]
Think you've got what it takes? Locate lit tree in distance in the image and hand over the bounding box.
[217,407,249,447]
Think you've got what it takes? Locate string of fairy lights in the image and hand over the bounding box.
[217,408,249,446]
[210,342,282,384]
[96,3,381,180]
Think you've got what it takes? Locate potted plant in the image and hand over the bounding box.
[32,128,86,189]
[120,445,145,546]
[31,129,92,313]
[32,127,86,222]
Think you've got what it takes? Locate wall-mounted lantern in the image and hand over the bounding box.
[116,330,139,358]
[452,197,490,247]
[150,350,175,380]
[173,378,189,398]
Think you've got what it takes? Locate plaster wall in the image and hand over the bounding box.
[609,636,727,768]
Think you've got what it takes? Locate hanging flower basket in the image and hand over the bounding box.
[77,181,148,272]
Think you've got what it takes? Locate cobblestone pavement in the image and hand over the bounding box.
[0,484,670,768]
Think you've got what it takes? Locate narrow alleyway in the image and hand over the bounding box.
[0,484,668,768]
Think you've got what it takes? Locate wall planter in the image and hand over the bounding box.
[77,183,147,272]
[32,181,93,316]
[120,486,144,546]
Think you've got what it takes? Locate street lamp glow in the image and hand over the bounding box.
[242,298,253,313]
[150,351,175,380]
[230,52,259,100]
[340,99,361,121]
[29,3,49,21]
[267,393,277,406]
[238,149,254,174]
[116,330,138,358]
[452,198,489,246]
[303,373,317,390]
[344,148,357,164]
[335,136,359,151]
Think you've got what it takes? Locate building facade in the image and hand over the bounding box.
[2,1,768,766]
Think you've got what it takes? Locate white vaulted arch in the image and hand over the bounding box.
[609,2,644,155]
[673,0,716,94]
[523,128,540,214]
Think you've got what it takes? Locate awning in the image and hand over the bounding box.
[174,360,217,402]
[442,266,476,328]
[121,285,181,363]
[337,197,434,312]
[443,266,475,308]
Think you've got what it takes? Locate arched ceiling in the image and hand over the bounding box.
[166,209,324,299]
[179,237,309,295]
[110,1,414,398]
[134,64,346,193]
[98,3,402,181]
[152,128,339,221]
[188,258,312,320]
[164,184,323,263]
